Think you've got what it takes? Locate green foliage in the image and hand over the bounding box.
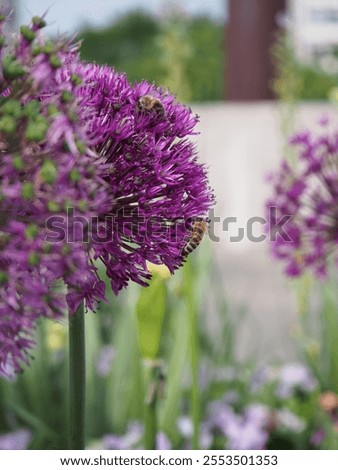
[272,33,338,102]
[294,272,338,393]
[185,16,224,102]
[136,276,166,360]
[79,11,224,102]
[1,248,337,449]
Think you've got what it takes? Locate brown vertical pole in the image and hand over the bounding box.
[227,0,286,101]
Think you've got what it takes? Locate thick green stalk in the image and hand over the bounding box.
[184,261,200,449]
[144,364,158,450]
[68,301,86,450]
[188,297,200,449]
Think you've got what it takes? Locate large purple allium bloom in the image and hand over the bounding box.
[0,17,213,375]
[266,121,338,278]
[66,62,214,294]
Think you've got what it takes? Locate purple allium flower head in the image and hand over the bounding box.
[266,123,338,278]
[0,16,110,375]
[277,363,317,398]
[0,429,32,450]
[0,16,213,375]
[66,62,214,294]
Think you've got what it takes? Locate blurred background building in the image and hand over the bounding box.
[290,0,338,59]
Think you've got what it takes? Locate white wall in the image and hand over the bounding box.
[192,101,335,361]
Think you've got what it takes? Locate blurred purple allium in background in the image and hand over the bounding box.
[266,121,338,278]
[0,429,31,450]
[277,363,317,398]
[0,15,213,376]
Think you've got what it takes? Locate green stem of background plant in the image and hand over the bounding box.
[144,364,158,450]
[188,297,200,449]
[68,301,86,450]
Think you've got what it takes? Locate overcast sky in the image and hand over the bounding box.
[18,0,227,34]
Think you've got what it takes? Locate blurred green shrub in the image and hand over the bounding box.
[272,33,338,102]
[79,11,224,102]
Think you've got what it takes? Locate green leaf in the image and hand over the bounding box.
[136,277,166,360]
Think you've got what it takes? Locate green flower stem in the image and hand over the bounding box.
[68,301,86,450]
[144,362,160,450]
[184,261,200,449]
[188,297,200,449]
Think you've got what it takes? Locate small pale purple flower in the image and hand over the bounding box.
[177,416,193,438]
[0,15,214,375]
[156,432,171,450]
[102,434,127,450]
[102,422,143,450]
[225,418,268,450]
[310,428,326,447]
[96,345,115,377]
[0,16,110,375]
[66,62,214,295]
[275,409,305,433]
[277,363,317,398]
[0,429,32,450]
[207,402,269,450]
[177,416,212,449]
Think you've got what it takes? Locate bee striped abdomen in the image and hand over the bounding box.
[182,218,209,258]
